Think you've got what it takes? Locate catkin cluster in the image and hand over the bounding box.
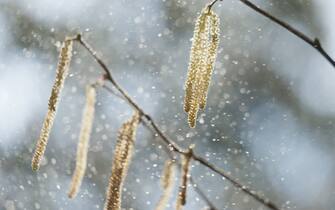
[176,150,192,210]
[155,160,177,210]
[184,7,220,128]
[104,112,140,210]
[68,85,96,199]
[31,38,73,171]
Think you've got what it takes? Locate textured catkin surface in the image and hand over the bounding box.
[68,85,96,199]
[176,151,192,210]
[184,7,220,128]
[31,39,73,171]
[155,160,177,210]
[104,112,140,210]
[199,12,220,109]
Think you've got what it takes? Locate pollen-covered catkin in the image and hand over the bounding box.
[176,150,192,210]
[183,6,220,128]
[104,112,140,210]
[199,12,220,109]
[68,85,96,199]
[31,38,73,171]
[184,12,208,114]
[155,160,177,210]
[187,11,210,128]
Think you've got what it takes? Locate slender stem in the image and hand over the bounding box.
[239,0,335,67]
[74,35,281,210]
[68,1,335,208]
[208,0,335,68]
[102,84,126,101]
[105,87,219,209]
[193,155,280,210]
[208,0,222,11]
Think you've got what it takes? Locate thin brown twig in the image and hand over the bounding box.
[103,83,217,209]
[104,85,219,209]
[73,34,281,210]
[193,155,280,210]
[240,0,335,67]
[102,84,126,101]
[209,0,335,68]
[104,86,218,210]
[208,0,222,11]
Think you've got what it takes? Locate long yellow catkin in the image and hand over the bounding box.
[184,7,220,128]
[68,85,96,199]
[176,150,192,210]
[184,12,208,114]
[31,38,73,171]
[104,112,140,210]
[155,160,177,210]
[187,12,210,128]
[199,12,220,109]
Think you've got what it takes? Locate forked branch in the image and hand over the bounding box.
[32,0,335,208]
[70,34,281,210]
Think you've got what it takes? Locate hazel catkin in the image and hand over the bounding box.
[104,112,140,210]
[184,6,220,128]
[155,160,177,210]
[176,149,192,210]
[68,85,96,199]
[31,38,73,171]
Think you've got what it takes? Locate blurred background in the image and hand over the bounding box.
[1,0,335,209]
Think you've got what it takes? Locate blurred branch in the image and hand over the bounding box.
[190,177,218,210]
[210,0,335,68]
[71,34,281,210]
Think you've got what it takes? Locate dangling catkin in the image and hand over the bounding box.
[186,12,210,128]
[104,112,140,210]
[199,12,220,109]
[184,6,220,128]
[68,85,96,199]
[155,160,177,210]
[184,12,208,114]
[176,150,192,210]
[31,38,73,171]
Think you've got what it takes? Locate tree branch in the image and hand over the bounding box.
[72,34,281,210]
[63,1,335,208]
[210,0,335,68]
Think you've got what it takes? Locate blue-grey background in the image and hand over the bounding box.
[1,0,335,209]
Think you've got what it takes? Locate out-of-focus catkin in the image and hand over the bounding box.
[176,150,192,210]
[104,112,140,210]
[184,6,220,128]
[68,85,96,199]
[31,38,73,171]
[155,160,177,210]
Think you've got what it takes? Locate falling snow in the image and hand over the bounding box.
[1,0,335,210]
